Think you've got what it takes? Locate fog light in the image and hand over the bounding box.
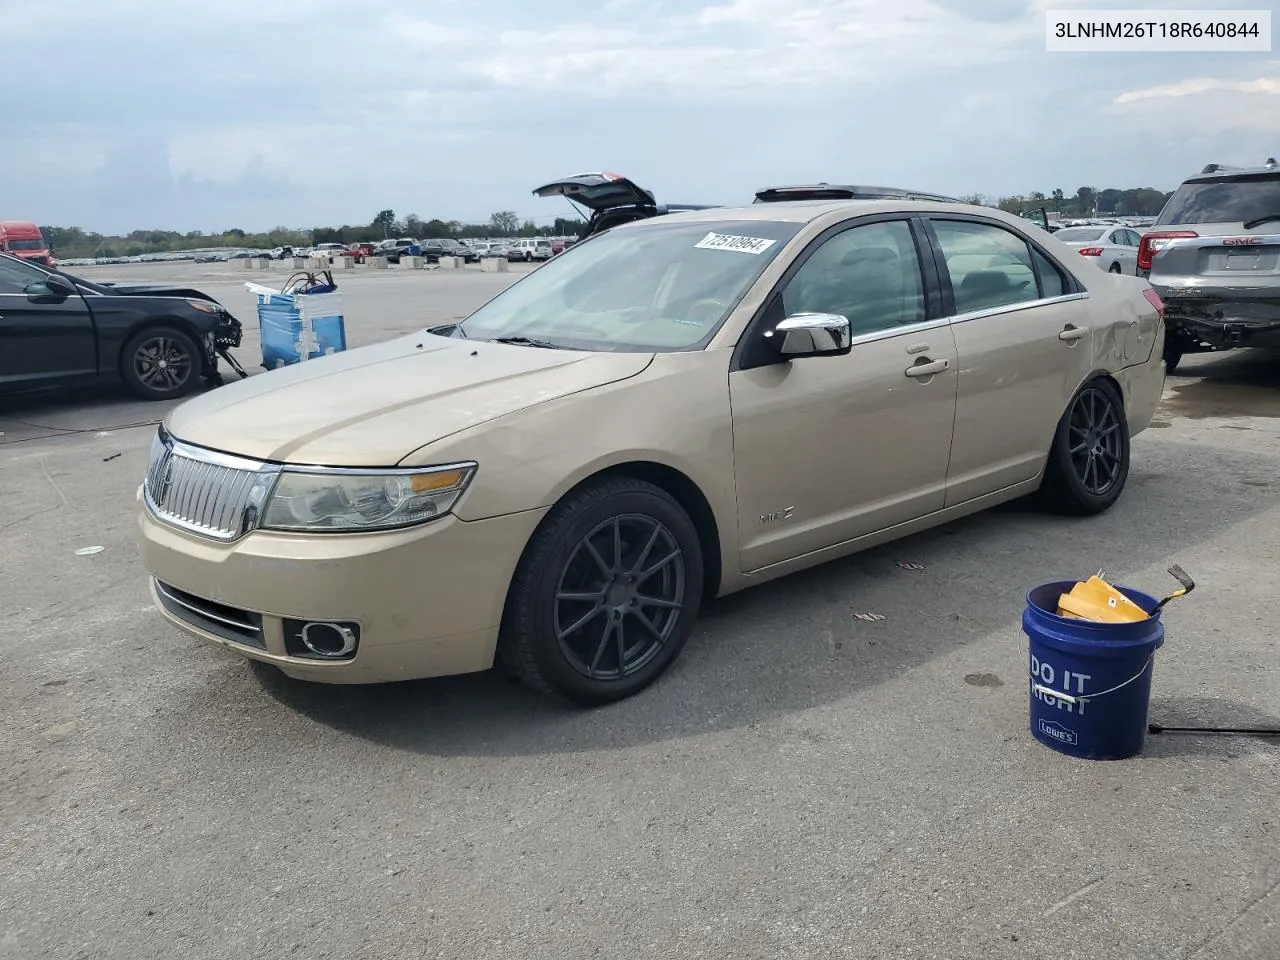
[283,619,360,659]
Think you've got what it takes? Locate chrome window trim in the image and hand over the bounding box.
[946,291,1089,327]
[842,292,1090,348]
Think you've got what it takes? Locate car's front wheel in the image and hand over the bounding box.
[1035,378,1130,516]
[500,476,704,705]
[120,325,203,401]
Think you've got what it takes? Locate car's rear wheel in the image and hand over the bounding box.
[120,325,203,401]
[500,476,704,705]
[1035,378,1130,516]
[1163,336,1185,372]
[1108,262,1122,274]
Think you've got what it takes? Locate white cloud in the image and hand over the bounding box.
[7,0,1279,231]
[446,0,1041,98]
[1115,76,1280,103]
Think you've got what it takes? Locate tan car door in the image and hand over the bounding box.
[729,217,958,573]
[924,216,1096,507]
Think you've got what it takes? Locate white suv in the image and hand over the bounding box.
[509,238,552,261]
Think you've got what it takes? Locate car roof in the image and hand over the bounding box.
[614,197,1000,226]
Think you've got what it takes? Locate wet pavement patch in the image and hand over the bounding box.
[964,673,1004,688]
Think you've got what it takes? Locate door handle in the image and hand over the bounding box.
[904,358,949,378]
[1059,324,1088,342]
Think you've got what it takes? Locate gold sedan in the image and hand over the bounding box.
[136,199,1167,705]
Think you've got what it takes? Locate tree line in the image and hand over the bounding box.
[41,209,585,261]
[41,185,1177,260]
[965,186,1174,219]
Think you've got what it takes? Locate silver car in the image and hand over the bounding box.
[1139,158,1280,369]
[1052,225,1143,275]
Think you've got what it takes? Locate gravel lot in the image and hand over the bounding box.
[2,261,1277,960]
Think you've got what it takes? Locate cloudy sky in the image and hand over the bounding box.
[3,0,1276,233]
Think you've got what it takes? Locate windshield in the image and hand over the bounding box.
[4,238,45,251]
[1053,227,1107,242]
[1156,174,1280,225]
[456,218,802,352]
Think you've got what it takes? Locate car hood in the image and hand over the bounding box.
[90,281,222,302]
[164,334,654,466]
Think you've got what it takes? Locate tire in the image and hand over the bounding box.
[1035,377,1130,516]
[120,325,203,401]
[1163,337,1184,372]
[524,251,531,262]
[499,476,704,706]
[1108,262,1122,274]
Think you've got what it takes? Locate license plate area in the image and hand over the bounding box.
[1204,247,1279,274]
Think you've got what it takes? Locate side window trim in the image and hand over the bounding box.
[921,213,1086,322]
[730,213,943,372]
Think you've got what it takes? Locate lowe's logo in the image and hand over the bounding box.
[1038,719,1078,745]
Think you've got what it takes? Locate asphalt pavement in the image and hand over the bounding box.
[2,261,1277,960]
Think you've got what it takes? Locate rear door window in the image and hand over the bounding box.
[930,219,1039,315]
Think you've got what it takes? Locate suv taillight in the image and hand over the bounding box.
[1137,231,1197,270]
[1077,246,1103,256]
[1142,289,1164,315]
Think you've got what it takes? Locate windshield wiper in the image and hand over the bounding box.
[1242,214,1280,230]
[488,336,565,349]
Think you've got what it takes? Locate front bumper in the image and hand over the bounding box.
[136,498,547,683]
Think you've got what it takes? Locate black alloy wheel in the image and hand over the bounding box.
[1067,385,1124,496]
[553,514,686,681]
[120,326,202,401]
[1036,377,1130,516]
[500,476,704,705]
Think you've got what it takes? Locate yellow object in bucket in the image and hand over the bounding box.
[1057,574,1149,623]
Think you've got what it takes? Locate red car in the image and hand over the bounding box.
[342,242,377,263]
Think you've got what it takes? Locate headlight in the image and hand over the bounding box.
[188,299,220,314]
[260,463,476,532]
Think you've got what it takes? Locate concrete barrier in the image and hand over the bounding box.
[367,256,389,269]
[400,256,425,269]
[480,257,510,273]
[438,256,463,269]
[308,256,330,270]
[292,257,309,269]
[238,258,256,270]
[338,256,356,269]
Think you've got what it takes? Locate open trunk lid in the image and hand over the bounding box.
[532,172,656,212]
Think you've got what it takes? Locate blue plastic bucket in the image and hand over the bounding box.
[1023,580,1165,761]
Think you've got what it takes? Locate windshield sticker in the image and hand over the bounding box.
[694,232,777,255]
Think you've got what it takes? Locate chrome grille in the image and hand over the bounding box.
[144,429,276,541]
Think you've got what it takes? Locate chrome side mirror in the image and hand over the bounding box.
[765,312,852,358]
